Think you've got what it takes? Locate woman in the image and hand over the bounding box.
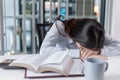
[40,17,120,60]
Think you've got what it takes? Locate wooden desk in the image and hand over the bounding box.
[0,55,120,80]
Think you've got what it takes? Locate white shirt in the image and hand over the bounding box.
[40,20,120,57]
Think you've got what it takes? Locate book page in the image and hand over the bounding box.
[69,59,84,75]
[9,54,49,71]
[39,55,74,76]
[41,51,68,65]
[26,69,64,78]
[25,59,84,78]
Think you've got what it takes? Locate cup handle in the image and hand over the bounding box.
[105,62,108,72]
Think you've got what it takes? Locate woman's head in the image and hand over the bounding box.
[63,18,105,50]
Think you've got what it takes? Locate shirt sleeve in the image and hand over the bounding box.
[39,21,80,58]
[39,21,66,55]
[101,34,120,56]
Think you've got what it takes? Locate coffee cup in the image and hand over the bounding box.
[84,58,108,80]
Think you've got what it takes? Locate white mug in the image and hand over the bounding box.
[84,58,108,80]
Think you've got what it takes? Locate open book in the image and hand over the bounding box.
[9,51,75,76]
[25,58,84,78]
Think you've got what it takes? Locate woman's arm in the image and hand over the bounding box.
[39,21,66,55]
[101,34,120,56]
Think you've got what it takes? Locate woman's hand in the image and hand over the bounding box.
[80,48,107,61]
[80,48,100,59]
[76,42,107,61]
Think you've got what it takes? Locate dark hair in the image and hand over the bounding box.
[63,18,105,50]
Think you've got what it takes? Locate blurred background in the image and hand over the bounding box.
[0,0,120,55]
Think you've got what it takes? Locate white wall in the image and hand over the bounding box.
[111,0,120,40]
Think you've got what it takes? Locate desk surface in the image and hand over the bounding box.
[0,55,120,80]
